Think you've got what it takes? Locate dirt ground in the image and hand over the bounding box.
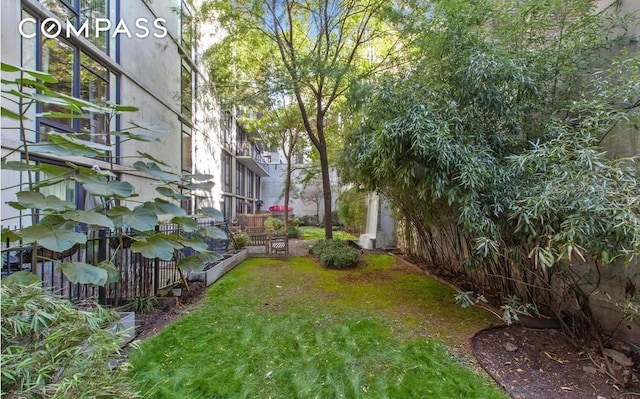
[132,253,640,398]
[473,325,639,399]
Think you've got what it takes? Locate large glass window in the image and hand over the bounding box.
[40,0,110,52]
[222,152,231,192]
[22,8,117,155]
[256,176,261,200]
[80,52,108,143]
[41,38,76,129]
[236,164,245,196]
[247,171,254,198]
[182,131,192,172]
[181,65,193,121]
[181,0,193,54]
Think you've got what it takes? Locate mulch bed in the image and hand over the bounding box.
[473,325,639,399]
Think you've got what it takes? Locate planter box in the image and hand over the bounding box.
[187,249,248,286]
[109,311,136,346]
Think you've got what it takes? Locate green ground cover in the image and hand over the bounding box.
[298,226,358,241]
[129,255,506,398]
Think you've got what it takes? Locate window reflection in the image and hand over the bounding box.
[39,0,77,25]
[181,65,193,121]
[80,52,108,143]
[79,0,109,51]
[42,38,75,128]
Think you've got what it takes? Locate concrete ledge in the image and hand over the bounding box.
[109,311,136,346]
[187,249,248,286]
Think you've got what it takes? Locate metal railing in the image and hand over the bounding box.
[1,219,229,305]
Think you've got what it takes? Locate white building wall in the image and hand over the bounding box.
[0,0,227,226]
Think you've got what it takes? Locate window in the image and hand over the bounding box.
[182,131,192,172]
[22,8,117,153]
[235,198,244,214]
[41,38,75,129]
[40,0,110,53]
[181,0,193,54]
[256,176,261,200]
[222,195,232,220]
[181,64,193,121]
[39,170,76,206]
[236,164,245,196]
[247,171,254,198]
[80,52,108,143]
[222,152,231,192]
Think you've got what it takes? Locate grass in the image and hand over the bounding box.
[299,226,358,241]
[128,255,507,399]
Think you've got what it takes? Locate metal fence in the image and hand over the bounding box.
[1,219,229,305]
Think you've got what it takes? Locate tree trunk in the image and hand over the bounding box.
[284,158,291,230]
[318,145,333,240]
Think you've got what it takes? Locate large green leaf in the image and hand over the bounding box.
[31,142,99,157]
[108,206,158,231]
[185,172,215,181]
[133,161,180,183]
[16,191,76,211]
[142,199,187,216]
[1,229,21,243]
[1,271,42,286]
[1,62,58,83]
[199,251,224,263]
[197,225,227,239]
[66,162,117,178]
[131,236,180,260]
[156,186,190,201]
[112,104,139,112]
[176,236,209,252]
[136,152,169,166]
[49,132,111,152]
[36,163,73,176]
[111,131,160,142]
[30,93,83,112]
[198,207,225,221]
[177,255,206,272]
[184,181,215,191]
[1,106,25,120]
[127,120,169,133]
[19,225,87,252]
[50,91,110,113]
[62,210,114,229]
[96,260,121,283]
[171,216,198,232]
[76,175,134,198]
[59,262,108,286]
[1,160,35,171]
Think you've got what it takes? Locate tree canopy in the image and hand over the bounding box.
[202,0,406,238]
[341,0,639,341]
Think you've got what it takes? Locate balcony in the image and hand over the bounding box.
[236,142,269,177]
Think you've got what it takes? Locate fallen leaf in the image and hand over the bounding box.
[543,351,568,364]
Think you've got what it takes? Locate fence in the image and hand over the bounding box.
[1,219,229,306]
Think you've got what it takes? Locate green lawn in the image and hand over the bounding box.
[299,225,358,241]
[129,255,507,399]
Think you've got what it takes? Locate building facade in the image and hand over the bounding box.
[1,0,267,227]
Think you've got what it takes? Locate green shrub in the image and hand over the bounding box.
[264,217,284,234]
[128,296,158,314]
[232,231,252,249]
[311,239,360,269]
[1,283,140,398]
[337,187,367,233]
[286,226,301,239]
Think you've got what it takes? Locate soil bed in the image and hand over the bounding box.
[473,325,639,398]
